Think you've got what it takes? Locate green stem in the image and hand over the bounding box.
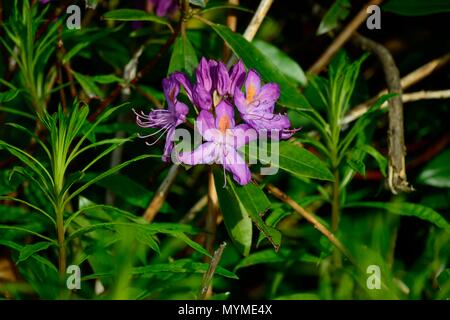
[56,205,66,276]
[331,170,340,232]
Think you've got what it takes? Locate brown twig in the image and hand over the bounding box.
[205,171,219,255]
[226,0,274,66]
[224,0,239,60]
[179,195,208,224]
[343,53,450,125]
[352,32,412,194]
[265,183,355,264]
[308,0,384,75]
[143,164,180,222]
[198,242,227,300]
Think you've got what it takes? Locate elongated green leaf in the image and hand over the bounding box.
[214,173,253,256]
[0,89,20,103]
[346,202,450,231]
[0,140,53,191]
[190,0,206,8]
[317,0,351,35]
[339,93,396,157]
[82,173,152,209]
[253,40,307,86]
[72,71,104,99]
[168,35,198,77]
[0,225,55,242]
[359,144,388,177]
[226,179,281,251]
[67,154,159,204]
[208,23,311,110]
[0,196,55,225]
[248,141,334,181]
[417,150,450,188]
[83,260,237,280]
[0,240,58,273]
[103,9,171,29]
[201,3,252,14]
[234,249,319,271]
[384,0,450,16]
[18,241,53,264]
[91,74,125,84]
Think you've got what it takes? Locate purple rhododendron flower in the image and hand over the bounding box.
[179,101,256,185]
[134,58,298,185]
[148,0,178,17]
[183,58,246,111]
[134,73,188,162]
[234,70,297,139]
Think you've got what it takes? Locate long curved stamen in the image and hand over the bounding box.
[137,123,171,138]
[144,125,173,146]
[245,111,283,121]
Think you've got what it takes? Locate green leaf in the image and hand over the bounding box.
[253,40,307,86]
[247,141,334,181]
[346,202,450,231]
[275,293,320,300]
[417,150,450,188]
[63,42,91,63]
[0,240,58,273]
[83,173,152,209]
[317,0,351,35]
[0,225,55,242]
[18,241,53,264]
[359,144,388,177]
[201,2,252,14]
[339,93,396,157]
[214,172,253,256]
[83,260,238,280]
[67,154,160,205]
[346,156,365,176]
[0,89,20,103]
[384,0,450,16]
[103,9,172,29]
[168,35,198,77]
[91,74,125,84]
[226,179,281,251]
[189,0,206,8]
[208,23,311,111]
[72,71,104,99]
[234,249,319,271]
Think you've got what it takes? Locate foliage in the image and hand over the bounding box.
[0,0,448,300]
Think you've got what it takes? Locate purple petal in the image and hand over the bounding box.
[179,142,217,165]
[216,62,230,96]
[245,69,261,103]
[196,110,216,140]
[208,59,219,91]
[243,112,292,138]
[162,76,179,110]
[162,126,176,162]
[151,0,178,17]
[230,124,258,148]
[196,57,213,92]
[174,101,189,121]
[255,83,280,112]
[234,87,248,115]
[228,60,246,95]
[215,100,235,130]
[222,147,251,185]
[193,84,212,110]
[172,72,193,103]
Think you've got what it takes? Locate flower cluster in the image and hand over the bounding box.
[134,58,297,185]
